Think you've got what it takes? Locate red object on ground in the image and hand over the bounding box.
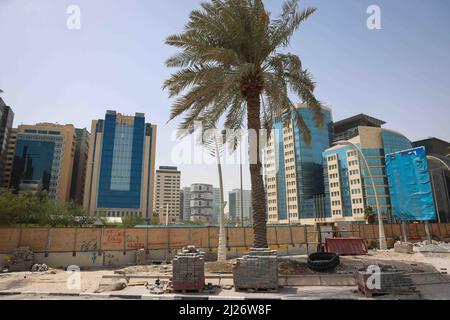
[325,237,368,256]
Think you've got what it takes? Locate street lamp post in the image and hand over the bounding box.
[427,155,450,226]
[334,140,387,250]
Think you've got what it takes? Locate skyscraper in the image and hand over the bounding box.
[0,97,14,186]
[265,103,333,225]
[10,123,77,204]
[154,166,181,224]
[228,189,252,225]
[70,128,90,204]
[83,111,157,218]
[323,114,413,223]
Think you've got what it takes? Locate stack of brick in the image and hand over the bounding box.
[171,245,205,292]
[356,267,420,297]
[233,248,278,291]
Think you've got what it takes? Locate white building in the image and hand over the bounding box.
[154,166,181,224]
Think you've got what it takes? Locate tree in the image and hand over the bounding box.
[365,206,376,224]
[164,0,323,248]
[199,128,227,261]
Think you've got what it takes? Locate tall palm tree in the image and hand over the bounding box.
[199,128,227,261]
[164,0,324,248]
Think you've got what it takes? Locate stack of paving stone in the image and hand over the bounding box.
[8,247,34,272]
[356,267,420,298]
[171,245,205,292]
[233,248,278,292]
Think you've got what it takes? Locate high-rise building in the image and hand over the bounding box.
[189,183,213,223]
[10,123,77,204]
[180,187,192,221]
[83,111,157,218]
[264,103,333,225]
[323,114,412,223]
[228,189,252,225]
[70,128,90,204]
[413,138,450,223]
[154,166,181,224]
[212,187,221,224]
[0,97,14,185]
[2,128,17,188]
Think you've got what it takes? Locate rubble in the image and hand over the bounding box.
[413,241,450,253]
[394,242,414,254]
[6,247,34,272]
[233,248,278,292]
[31,264,49,272]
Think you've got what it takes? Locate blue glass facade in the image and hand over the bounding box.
[271,106,332,221]
[292,108,332,219]
[274,119,287,220]
[11,140,55,191]
[97,113,145,209]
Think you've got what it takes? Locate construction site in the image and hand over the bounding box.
[0,223,449,300]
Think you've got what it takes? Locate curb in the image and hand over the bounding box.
[0,290,278,300]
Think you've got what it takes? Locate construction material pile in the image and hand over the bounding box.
[6,247,34,272]
[171,245,205,292]
[414,241,450,253]
[356,265,420,298]
[31,263,48,272]
[233,248,278,292]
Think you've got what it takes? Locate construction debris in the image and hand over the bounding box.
[95,278,128,293]
[414,241,450,253]
[172,245,205,292]
[394,242,414,254]
[146,278,170,294]
[31,263,48,272]
[6,247,34,272]
[233,248,278,292]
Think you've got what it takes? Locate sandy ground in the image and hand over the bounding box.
[0,250,448,299]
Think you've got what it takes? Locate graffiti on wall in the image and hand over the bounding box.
[104,230,124,245]
[80,240,98,252]
[126,235,145,249]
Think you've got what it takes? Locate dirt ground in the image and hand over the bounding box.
[0,249,448,296]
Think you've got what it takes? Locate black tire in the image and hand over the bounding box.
[307,252,340,272]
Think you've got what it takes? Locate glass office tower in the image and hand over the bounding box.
[83,111,157,218]
[9,123,77,204]
[265,104,333,225]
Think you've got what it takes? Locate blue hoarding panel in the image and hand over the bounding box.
[385,147,436,221]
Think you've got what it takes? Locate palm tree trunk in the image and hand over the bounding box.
[246,89,268,248]
[215,134,227,261]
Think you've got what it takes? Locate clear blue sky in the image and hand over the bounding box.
[1,0,449,204]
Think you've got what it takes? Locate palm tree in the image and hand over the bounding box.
[164,0,324,248]
[199,128,227,261]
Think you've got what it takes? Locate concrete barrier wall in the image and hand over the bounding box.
[1,223,449,255]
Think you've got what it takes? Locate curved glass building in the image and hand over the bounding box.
[323,114,412,223]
